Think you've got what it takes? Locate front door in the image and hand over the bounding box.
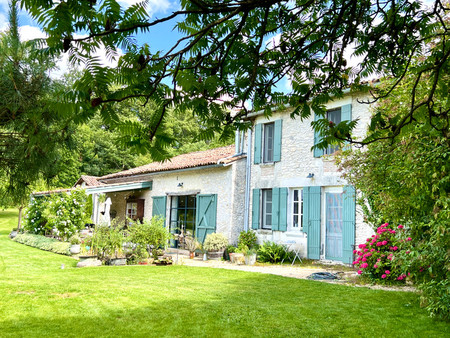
[325,192,343,260]
[169,195,196,247]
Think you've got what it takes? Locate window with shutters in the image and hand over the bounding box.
[254,120,282,164]
[314,104,351,158]
[290,188,303,231]
[261,189,273,229]
[325,108,341,155]
[263,122,274,163]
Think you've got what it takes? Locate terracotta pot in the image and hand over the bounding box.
[189,251,195,259]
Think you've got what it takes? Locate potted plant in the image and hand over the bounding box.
[240,245,257,266]
[69,234,81,254]
[184,235,199,259]
[198,243,208,261]
[203,233,228,260]
[105,227,126,266]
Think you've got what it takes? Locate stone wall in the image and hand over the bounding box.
[249,94,374,260]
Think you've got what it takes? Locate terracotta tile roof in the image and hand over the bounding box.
[73,175,105,187]
[33,188,73,196]
[100,145,242,180]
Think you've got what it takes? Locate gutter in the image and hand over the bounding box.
[243,128,252,231]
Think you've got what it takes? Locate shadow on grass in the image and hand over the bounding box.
[1,265,448,338]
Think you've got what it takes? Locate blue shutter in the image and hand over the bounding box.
[304,186,321,259]
[278,188,288,231]
[195,194,217,243]
[152,196,167,219]
[272,188,280,231]
[313,114,324,158]
[254,124,262,164]
[341,104,352,122]
[273,120,282,162]
[251,189,260,230]
[342,185,356,264]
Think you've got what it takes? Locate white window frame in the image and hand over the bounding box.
[261,189,273,230]
[262,122,275,163]
[289,188,304,232]
[126,202,138,220]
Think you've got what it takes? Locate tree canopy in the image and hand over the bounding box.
[20,0,449,153]
[0,0,73,207]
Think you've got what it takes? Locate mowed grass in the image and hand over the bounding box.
[0,210,448,337]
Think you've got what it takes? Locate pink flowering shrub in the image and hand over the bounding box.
[353,223,410,283]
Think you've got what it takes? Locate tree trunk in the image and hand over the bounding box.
[17,205,23,230]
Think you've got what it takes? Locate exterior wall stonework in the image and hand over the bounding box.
[97,159,246,245]
[249,94,374,261]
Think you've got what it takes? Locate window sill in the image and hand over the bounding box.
[258,162,275,166]
[257,229,272,235]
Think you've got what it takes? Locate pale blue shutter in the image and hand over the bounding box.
[341,104,352,151]
[272,188,280,231]
[313,114,324,157]
[304,186,321,259]
[152,196,167,219]
[251,189,260,229]
[273,120,282,162]
[341,104,352,122]
[278,188,288,231]
[254,124,262,164]
[196,194,217,243]
[342,185,356,264]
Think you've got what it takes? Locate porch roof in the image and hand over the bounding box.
[86,181,152,194]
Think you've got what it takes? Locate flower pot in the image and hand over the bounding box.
[70,244,81,255]
[203,253,208,261]
[207,250,224,260]
[230,253,245,265]
[189,251,195,259]
[244,253,257,266]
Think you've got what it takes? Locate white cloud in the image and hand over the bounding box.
[19,25,46,40]
[118,0,175,17]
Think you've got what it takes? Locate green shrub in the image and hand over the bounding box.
[13,233,70,255]
[90,224,125,261]
[23,197,50,235]
[203,233,228,252]
[44,188,90,241]
[257,241,292,263]
[238,230,257,249]
[128,216,172,259]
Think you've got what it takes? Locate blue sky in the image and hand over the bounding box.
[0,0,185,76]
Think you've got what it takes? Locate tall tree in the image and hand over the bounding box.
[21,0,449,153]
[0,0,73,223]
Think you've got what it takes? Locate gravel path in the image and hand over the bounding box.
[168,254,417,292]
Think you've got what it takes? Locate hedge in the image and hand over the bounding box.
[13,233,71,256]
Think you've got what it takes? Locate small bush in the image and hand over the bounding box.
[203,233,228,252]
[257,241,292,263]
[238,230,257,249]
[13,233,70,255]
[128,216,172,259]
[353,223,409,283]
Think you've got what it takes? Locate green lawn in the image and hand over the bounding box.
[0,210,448,337]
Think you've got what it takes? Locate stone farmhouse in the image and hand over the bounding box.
[69,93,374,265]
